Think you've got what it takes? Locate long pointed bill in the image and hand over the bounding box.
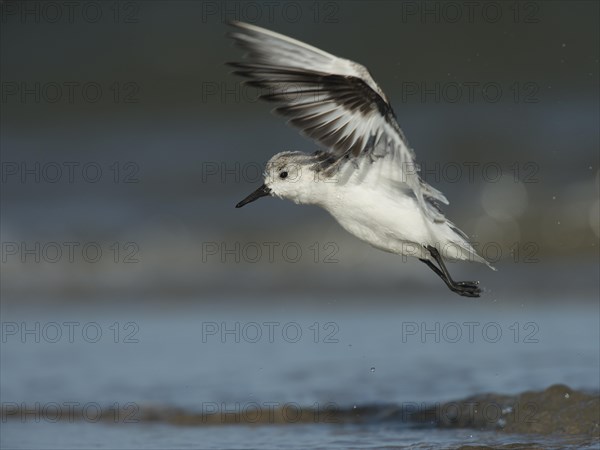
[235,184,272,208]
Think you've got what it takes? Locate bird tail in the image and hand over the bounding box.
[443,223,497,270]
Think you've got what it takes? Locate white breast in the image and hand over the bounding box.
[321,182,436,258]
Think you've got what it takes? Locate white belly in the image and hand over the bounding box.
[323,185,437,259]
[304,175,487,265]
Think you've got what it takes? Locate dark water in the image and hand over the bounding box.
[2,298,598,449]
[5,421,596,450]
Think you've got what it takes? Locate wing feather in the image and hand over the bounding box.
[228,21,449,221]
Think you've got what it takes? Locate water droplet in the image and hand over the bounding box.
[370,367,375,373]
[552,196,556,200]
[557,221,561,225]
[589,165,593,170]
[562,43,566,48]
[565,393,570,399]
[353,405,357,409]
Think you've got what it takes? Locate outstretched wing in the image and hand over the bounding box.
[227,21,448,221]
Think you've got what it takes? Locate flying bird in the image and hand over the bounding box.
[228,21,493,297]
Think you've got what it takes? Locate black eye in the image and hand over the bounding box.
[279,171,288,179]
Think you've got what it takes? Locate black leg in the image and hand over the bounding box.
[419,258,447,283]
[421,246,482,298]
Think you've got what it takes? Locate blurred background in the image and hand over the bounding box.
[1,1,599,448]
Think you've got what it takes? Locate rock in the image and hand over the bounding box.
[409,384,599,437]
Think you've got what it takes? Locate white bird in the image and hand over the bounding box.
[228,21,493,297]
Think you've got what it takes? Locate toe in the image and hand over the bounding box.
[452,283,482,297]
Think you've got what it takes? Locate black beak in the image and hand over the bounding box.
[235,184,271,208]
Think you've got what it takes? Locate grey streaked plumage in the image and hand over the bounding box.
[227,20,448,223]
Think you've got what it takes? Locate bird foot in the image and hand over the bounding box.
[450,281,481,298]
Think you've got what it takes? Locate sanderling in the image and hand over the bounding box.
[228,21,494,297]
